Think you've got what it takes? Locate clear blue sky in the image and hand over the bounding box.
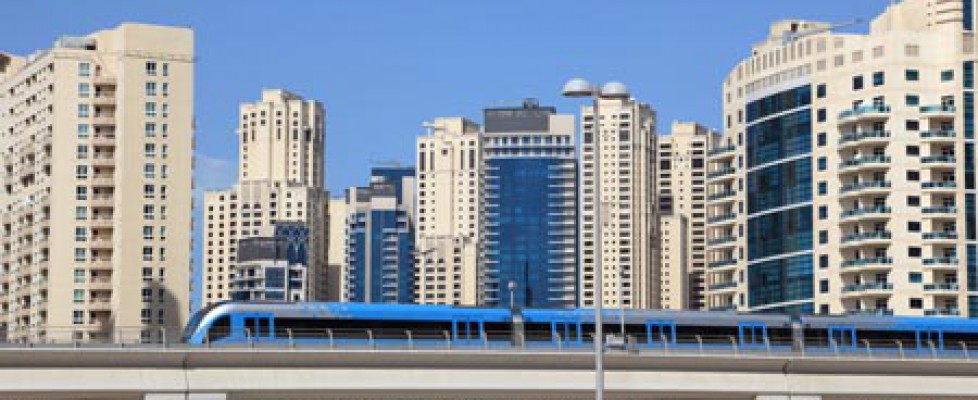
[3,0,889,309]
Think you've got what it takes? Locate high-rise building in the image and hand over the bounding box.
[230,222,309,302]
[341,166,415,303]
[578,83,660,309]
[481,99,577,308]
[708,0,978,317]
[415,118,482,305]
[202,89,327,306]
[325,197,347,302]
[0,23,194,342]
[657,121,718,309]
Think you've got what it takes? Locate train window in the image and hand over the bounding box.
[827,326,857,349]
[738,322,768,347]
[647,321,676,346]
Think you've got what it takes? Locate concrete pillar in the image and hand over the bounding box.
[756,396,821,400]
[145,393,227,400]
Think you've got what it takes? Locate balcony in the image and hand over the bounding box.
[707,166,736,180]
[846,308,894,316]
[840,181,891,196]
[92,75,116,86]
[709,281,737,291]
[838,130,890,147]
[840,257,893,270]
[922,231,958,241]
[90,114,115,126]
[708,259,738,270]
[839,155,890,171]
[922,181,957,191]
[923,257,959,266]
[923,283,960,292]
[842,282,893,294]
[922,206,957,215]
[707,236,736,247]
[708,145,736,158]
[840,206,891,220]
[707,190,736,202]
[924,308,961,316]
[920,104,956,116]
[920,130,956,140]
[921,155,956,165]
[707,213,736,225]
[91,93,115,106]
[841,231,892,244]
[838,104,891,123]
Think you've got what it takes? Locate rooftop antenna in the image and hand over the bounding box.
[777,18,864,46]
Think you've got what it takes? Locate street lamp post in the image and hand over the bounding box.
[562,78,605,400]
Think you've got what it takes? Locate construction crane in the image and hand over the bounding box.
[777,19,864,46]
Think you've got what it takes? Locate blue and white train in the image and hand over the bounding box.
[182,302,978,354]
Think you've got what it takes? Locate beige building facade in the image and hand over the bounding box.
[0,23,195,342]
[657,121,717,310]
[708,0,978,316]
[414,118,481,305]
[202,90,327,306]
[578,86,660,309]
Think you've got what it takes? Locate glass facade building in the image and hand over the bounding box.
[745,85,815,314]
[481,99,577,308]
[344,167,416,303]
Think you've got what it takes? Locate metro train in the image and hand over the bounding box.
[181,302,978,354]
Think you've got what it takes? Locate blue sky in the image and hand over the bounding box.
[4,0,890,309]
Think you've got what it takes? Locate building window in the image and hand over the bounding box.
[906,120,919,131]
[143,246,153,261]
[819,279,829,293]
[908,196,920,206]
[145,102,156,117]
[145,122,156,137]
[143,226,153,240]
[906,69,920,81]
[73,310,84,325]
[78,83,90,97]
[816,84,826,98]
[76,186,87,200]
[144,164,155,179]
[146,61,157,76]
[78,104,90,118]
[77,124,90,138]
[910,298,923,309]
[141,308,152,323]
[819,255,829,269]
[74,248,87,262]
[906,145,919,156]
[853,75,864,90]
[818,206,828,220]
[942,70,954,81]
[75,165,89,179]
[817,132,827,147]
[161,83,169,97]
[908,221,921,232]
[161,103,169,118]
[817,157,827,171]
[817,108,826,122]
[78,62,91,77]
[73,289,85,304]
[75,206,88,220]
[909,247,922,257]
[75,227,87,241]
[74,268,86,284]
[872,71,884,86]
[909,272,923,283]
[145,82,157,96]
[907,170,920,181]
[819,230,828,244]
[161,63,169,77]
[818,181,827,195]
[906,95,920,106]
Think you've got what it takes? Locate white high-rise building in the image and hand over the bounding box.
[0,23,195,342]
[414,118,482,305]
[707,0,978,317]
[202,89,327,306]
[578,83,659,309]
[657,121,718,310]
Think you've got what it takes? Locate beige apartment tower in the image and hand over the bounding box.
[657,121,717,310]
[578,85,659,309]
[708,0,978,317]
[0,23,195,342]
[202,89,327,306]
[414,117,481,305]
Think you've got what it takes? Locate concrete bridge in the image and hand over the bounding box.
[2,345,978,399]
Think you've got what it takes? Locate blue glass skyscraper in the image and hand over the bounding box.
[343,166,416,303]
[481,99,577,308]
